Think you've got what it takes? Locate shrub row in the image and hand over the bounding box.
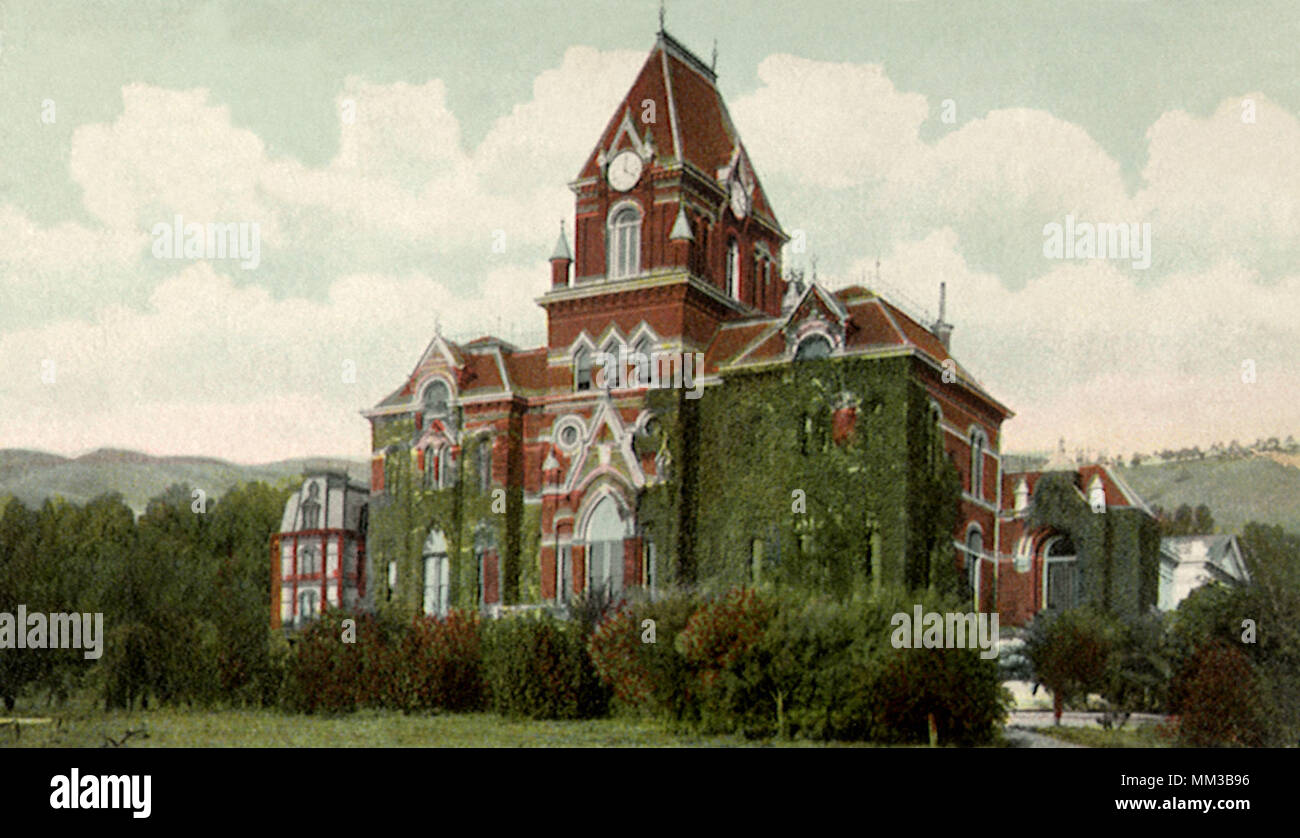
[279,589,1011,744]
[279,605,608,719]
[588,587,1010,744]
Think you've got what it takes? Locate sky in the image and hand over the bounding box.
[1,0,1298,463]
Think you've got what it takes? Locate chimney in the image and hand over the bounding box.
[932,281,954,350]
[550,221,572,288]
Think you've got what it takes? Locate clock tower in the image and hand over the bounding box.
[539,29,789,362]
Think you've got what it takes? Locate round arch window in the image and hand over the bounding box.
[423,380,451,416]
[794,335,832,361]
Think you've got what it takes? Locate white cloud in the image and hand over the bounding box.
[3,48,1299,462]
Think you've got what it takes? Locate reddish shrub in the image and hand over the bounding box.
[1169,640,1269,747]
[402,610,486,712]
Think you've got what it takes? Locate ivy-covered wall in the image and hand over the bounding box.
[368,408,524,620]
[1027,471,1161,617]
[638,354,961,599]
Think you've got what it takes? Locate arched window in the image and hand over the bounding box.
[438,447,453,489]
[384,453,397,494]
[794,334,832,361]
[557,544,573,603]
[423,446,436,489]
[476,437,492,493]
[599,338,622,390]
[1043,535,1080,611]
[423,380,450,417]
[726,239,740,298]
[584,496,626,597]
[969,428,988,499]
[608,206,641,279]
[965,527,983,599]
[301,481,321,529]
[422,529,450,617]
[298,589,319,623]
[928,404,944,467]
[574,346,593,391]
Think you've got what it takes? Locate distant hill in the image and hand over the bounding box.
[1115,455,1300,536]
[1000,449,1300,536]
[0,448,369,516]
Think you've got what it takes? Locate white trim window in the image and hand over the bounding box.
[726,239,740,298]
[631,337,653,387]
[969,428,988,500]
[584,496,626,597]
[298,589,320,623]
[608,205,641,279]
[423,445,436,489]
[423,554,450,617]
[965,527,983,600]
[1042,536,1081,611]
[557,544,572,603]
[438,446,453,489]
[574,346,593,392]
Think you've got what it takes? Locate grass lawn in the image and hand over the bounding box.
[1029,724,1171,748]
[2,704,901,748]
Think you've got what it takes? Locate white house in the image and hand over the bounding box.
[1158,534,1251,611]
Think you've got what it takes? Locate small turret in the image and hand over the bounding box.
[550,221,572,288]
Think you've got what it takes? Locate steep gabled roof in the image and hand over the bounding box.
[576,31,781,230]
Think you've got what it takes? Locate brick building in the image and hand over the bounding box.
[283,29,1160,628]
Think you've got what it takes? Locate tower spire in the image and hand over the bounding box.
[659,0,665,33]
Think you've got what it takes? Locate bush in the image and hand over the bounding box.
[588,589,702,723]
[875,644,1009,746]
[1168,640,1269,747]
[483,614,608,719]
[401,610,485,713]
[702,595,869,740]
[1102,612,1174,716]
[590,587,1010,744]
[1022,606,1120,719]
[280,608,363,714]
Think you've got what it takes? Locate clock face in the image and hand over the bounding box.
[607,150,643,191]
[729,180,748,218]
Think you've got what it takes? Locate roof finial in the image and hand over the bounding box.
[711,38,718,72]
[659,0,665,33]
[810,254,818,283]
[874,254,881,283]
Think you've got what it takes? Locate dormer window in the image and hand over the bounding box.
[726,239,740,298]
[575,347,593,391]
[423,380,450,417]
[608,205,641,279]
[794,334,832,361]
